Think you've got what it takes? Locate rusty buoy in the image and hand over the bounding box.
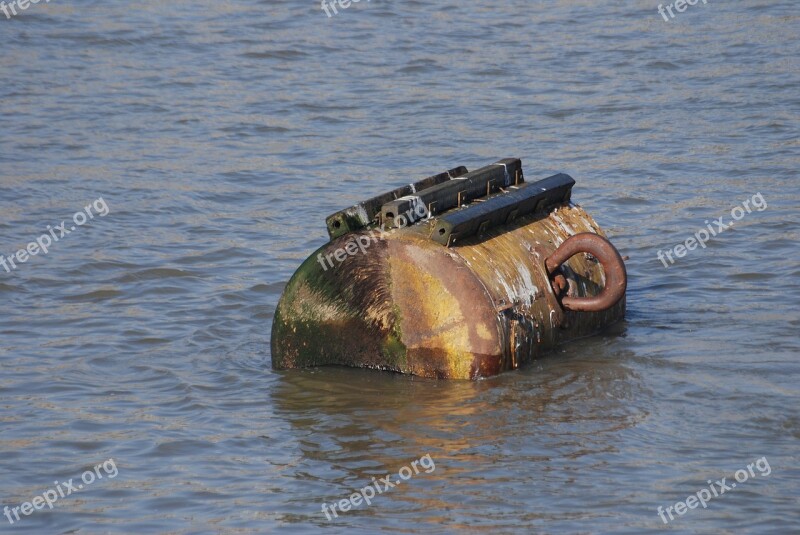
[271,159,627,379]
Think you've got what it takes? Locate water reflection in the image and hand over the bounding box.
[269,330,649,527]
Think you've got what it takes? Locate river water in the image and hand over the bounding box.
[1,1,798,533]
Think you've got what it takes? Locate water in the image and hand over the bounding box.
[1,0,798,533]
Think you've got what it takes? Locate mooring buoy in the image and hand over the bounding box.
[271,159,627,379]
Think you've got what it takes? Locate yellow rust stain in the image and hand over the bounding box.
[476,323,492,341]
[390,243,480,379]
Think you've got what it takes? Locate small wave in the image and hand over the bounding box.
[64,289,124,302]
[115,268,200,283]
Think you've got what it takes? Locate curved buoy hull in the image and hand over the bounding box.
[271,203,625,379]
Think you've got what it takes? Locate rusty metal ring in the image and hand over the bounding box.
[545,233,627,312]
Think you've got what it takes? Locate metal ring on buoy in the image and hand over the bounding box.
[545,233,627,312]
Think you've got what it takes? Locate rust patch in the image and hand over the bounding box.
[388,235,502,379]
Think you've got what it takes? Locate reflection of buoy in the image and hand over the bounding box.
[271,159,627,379]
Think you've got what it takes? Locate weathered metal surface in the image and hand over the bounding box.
[380,159,524,229]
[430,173,575,246]
[324,166,468,240]
[271,201,626,379]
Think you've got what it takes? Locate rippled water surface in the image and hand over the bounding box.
[1,1,798,533]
